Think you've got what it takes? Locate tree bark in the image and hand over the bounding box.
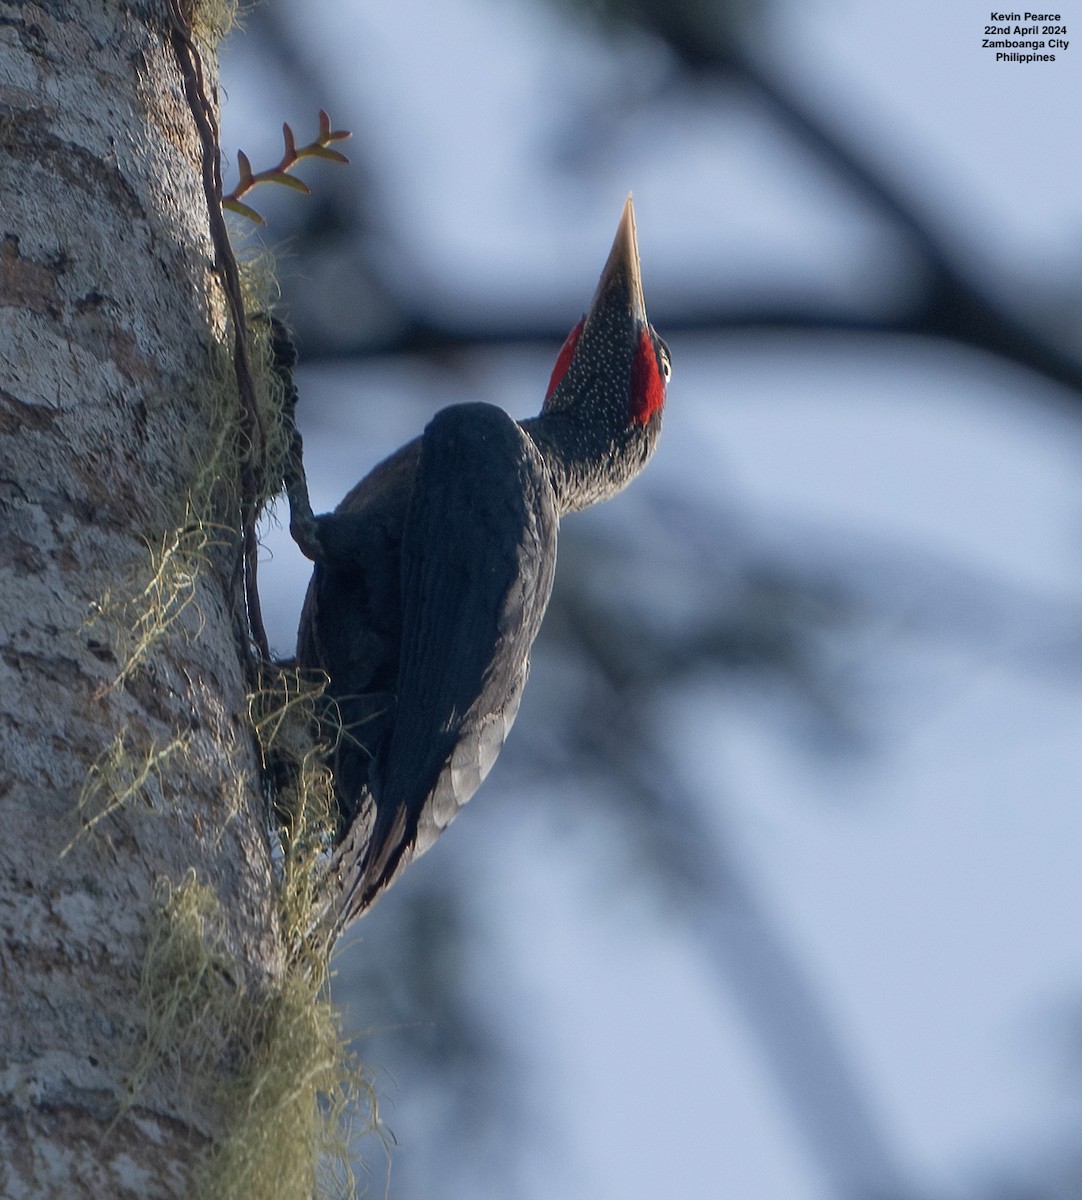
[0,2,279,1194]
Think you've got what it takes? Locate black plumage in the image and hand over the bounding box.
[284,196,669,926]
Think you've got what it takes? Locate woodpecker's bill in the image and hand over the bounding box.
[286,195,669,927]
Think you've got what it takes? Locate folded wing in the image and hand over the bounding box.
[334,402,559,923]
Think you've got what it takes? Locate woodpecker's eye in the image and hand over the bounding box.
[657,338,672,382]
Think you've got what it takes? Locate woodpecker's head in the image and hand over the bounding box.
[533,195,669,512]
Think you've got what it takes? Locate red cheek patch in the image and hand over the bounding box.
[545,318,584,401]
[630,329,665,425]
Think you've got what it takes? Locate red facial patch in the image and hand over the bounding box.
[545,317,584,402]
[629,329,665,425]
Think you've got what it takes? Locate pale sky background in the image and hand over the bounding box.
[223,2,1082,1196]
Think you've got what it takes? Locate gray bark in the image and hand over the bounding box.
[0,2,278,1194]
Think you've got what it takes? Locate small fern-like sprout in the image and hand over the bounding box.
[223,110,351,225]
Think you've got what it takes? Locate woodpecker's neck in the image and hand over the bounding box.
[519,409,660,516]
[521,197,668,512]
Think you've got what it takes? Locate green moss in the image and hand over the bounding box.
[86,515,220,693]
[125,669,378,1200]
[135,874,247,1097]
[188,0,239,46]
[248,666,339,965]
[63,730,194,857]
[197,957,375,1200]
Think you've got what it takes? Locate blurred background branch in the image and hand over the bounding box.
[242,0,1082,403]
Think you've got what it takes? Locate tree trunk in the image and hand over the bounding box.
[0,2,282,1194]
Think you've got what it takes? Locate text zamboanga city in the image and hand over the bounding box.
[984,11,1068,59]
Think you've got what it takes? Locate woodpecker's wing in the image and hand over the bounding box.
[334,402,558,923]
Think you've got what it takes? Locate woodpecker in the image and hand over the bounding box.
[284,196,669,927]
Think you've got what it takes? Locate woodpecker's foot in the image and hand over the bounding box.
[290,509,326,563]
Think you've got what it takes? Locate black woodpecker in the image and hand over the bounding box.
[283,195,670,927]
